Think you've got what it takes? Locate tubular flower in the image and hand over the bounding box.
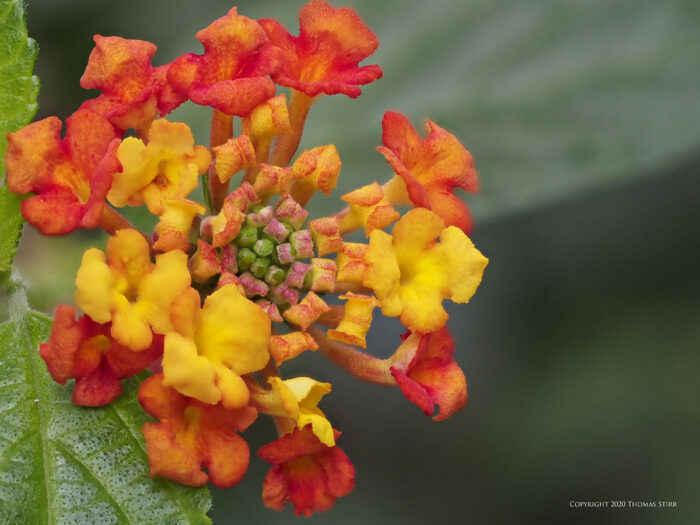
[269,332,319,366]
[5,110,120,235]
[378,111,479,233]
[308,217,342,256]
[258,426,354,517]
[327,293,379,348]
[108,119,211,215]
[259,1,382,98]
[161,284,271,409]
[252,377,335,447]
[289,145,342,207]
[167,8,280,116]
[335,242,368,283]
[390,328,467,421]
[79,35,185,133]
[40,305,162,406]
[140,374,257,487]
[284,291,331,330]
[213,134,257,184]
[242,94,291,162]
[75,228,191,351]
[335,181,399,235]
[364,208,488,333]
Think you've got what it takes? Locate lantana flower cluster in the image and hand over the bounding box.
[6,1,488,517]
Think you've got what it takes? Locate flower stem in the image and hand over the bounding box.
[209,110,233,212]
[100,205,135,235]
[307,325,396,386]
[100,206,152,248]
[269,90,316,167]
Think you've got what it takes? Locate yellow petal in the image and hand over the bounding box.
[434,226,489,303]
[363,229,402,317]
[162,332,220,404]
[195,284,270,374]
[106,228,153,289]
[392,207,444,268]
[138,249,191,334]
[214,365,250,409]
[109,137,149,208]
[110,296,153,351]
[75,248,116,324]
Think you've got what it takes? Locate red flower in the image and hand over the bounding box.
[390,327,467,421]
[260,1,382,98]
[5,110,120,235]
[258,425,355,516]
[139,373,257,487]
[167,8,281,116]
[79,35,186,133]
[378,111,479,233]
[40,305,162,406]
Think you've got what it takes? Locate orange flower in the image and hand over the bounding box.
[40,305,162,406]
[378,111,479,233]
[259,1,382,98]
[139,374,257,487]
[79,35,185,133]
[167,8,280,116]
[258,426,355,516]
[390,328,467,421]
[4,110,120,235]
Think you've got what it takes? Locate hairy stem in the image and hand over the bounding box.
[269,90,316,167]
[307,325,396,386]
[209,110,234,212]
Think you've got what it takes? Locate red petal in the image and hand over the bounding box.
[72,363,123,407]
[39,305,87,384]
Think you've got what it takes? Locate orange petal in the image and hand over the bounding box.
[327,293,379,348]
[379,111,478,233]
[80,35,180,130]
[269,332,319,366]
[6,111,119,235]
[283,292,331,330]
[308,217,342,256]
[260,1,382,98]
[139,374,256,487]
[258,426,354,516]
[167,8,279,116]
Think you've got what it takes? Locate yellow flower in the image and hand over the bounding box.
[267,377,335,447]
[75,228,191,351]
[363,208,488,333]
[161,284,271,409]
[108,119,211,214]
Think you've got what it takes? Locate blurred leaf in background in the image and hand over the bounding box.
[14,0,700,523]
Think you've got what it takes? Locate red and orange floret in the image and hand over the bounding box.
[8,0,490,517]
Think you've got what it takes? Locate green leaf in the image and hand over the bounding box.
[0,183,23,275]
[0,0,40,272]
[0,288,212,524]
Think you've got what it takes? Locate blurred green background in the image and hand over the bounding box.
[12,0,700,523]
